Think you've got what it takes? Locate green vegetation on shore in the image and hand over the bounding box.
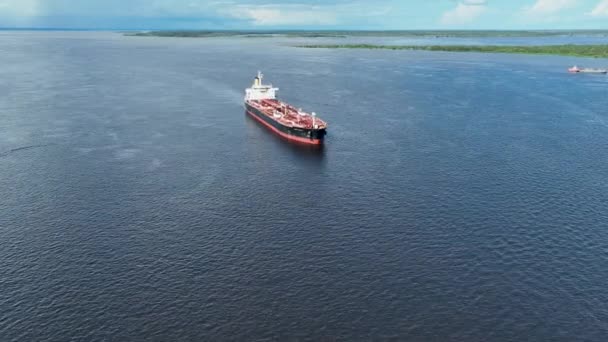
[295,44,608,58]
[126,30,608,39]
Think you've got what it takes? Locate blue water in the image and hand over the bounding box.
[1,32,608,341]
[281,34,608,46]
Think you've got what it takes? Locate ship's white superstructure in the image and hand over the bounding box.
[245,71,279,101]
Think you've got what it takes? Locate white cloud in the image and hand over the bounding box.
[590,0,608,16]
[462,0,487,5]
[0,0,41,17]
[523,0,579,15]
[226,5,336,26]
[0,0,354,27]
[441,1,487,25]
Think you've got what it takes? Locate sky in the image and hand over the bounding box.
[0,0,607,30]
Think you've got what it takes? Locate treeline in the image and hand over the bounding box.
[296,44,608,58]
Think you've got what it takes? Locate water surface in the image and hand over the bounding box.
[1,32,608,341]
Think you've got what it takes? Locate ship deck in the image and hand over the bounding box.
[246,99,327,130]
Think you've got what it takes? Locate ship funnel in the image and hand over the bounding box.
[254,71,264,86]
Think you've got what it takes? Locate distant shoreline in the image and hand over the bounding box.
[125,31,347,38]
[295,44,608,58]
[124,30,608,38]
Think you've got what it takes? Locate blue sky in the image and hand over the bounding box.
[1,0,607,29]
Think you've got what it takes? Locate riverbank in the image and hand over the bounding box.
[126,30,608,39]
[295,44,608,58]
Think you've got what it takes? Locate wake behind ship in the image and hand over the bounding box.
[245,72,327,145]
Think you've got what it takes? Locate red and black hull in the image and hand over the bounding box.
[245,102,326,145]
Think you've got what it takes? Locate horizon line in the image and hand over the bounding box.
[3,28,608,32]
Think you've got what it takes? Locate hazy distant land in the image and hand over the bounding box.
[126,30,608,39]
[125,30,608,58]
[295,44,608,58]
[125,31,344,38]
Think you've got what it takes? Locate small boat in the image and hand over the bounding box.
[568,65,608,74]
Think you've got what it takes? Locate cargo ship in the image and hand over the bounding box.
[245,71,327,145]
